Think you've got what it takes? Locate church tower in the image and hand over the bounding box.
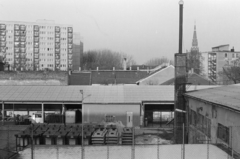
[191,24,199,53]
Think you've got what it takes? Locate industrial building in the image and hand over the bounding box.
[184,84,240,154]
[0,85,217,127]
[0,20,83,71]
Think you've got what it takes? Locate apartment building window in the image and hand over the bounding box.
[217,123,229,144]
[232,54,235,58]
[225,53,227,58]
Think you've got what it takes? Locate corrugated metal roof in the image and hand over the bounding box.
[185,84,240,111]
[0,85,218,104]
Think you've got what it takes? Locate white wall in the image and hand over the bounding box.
[188,98,240,153]
[83,104,140,126]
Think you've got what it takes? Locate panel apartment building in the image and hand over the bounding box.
[201,44,240,84]
[0,20,82,71]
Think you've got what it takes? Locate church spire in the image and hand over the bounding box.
[191,23,199,52]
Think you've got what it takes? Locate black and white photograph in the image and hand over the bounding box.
[0,0,240,158]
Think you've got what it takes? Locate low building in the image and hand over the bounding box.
[184,84,240,154]
[0,85,217,127]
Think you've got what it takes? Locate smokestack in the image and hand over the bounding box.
[179,0,184,54]
[123,58,127,70]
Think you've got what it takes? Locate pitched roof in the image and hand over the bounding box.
[161,72,214,85]
[91,70,148,85]
[0,85,218,104]
[185,84,240,112]
[136,65,174,85]
[212,44,229,49]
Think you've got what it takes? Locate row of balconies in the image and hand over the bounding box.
[0,30,6,36]
[14,36,26,42]
[54,43,72,49]
[34,53,39,59]
[34,32,39,37]
[14,61,27,65]
[55,59,60,64]
[14,48,26,53]
[34,42,39,48]
[14,53,26,58]
[14,31,26,36]
[68,27,73,33]
[34,25,39,31]
[14,42,25,47]
[34,59,39,63]
[55,26,60,32]
[0,46,6,52]
[0,36,6,41]
[0,41,6,47]
[34,37,39,42]
[14,24,26,31]
[68,39,72,43]
[0,24,6,30]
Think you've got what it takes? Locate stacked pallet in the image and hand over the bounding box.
[121,127,133,145]
[91,128,108,145]
[105,128,119,145]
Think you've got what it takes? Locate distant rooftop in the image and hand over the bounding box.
[212,44,229,52]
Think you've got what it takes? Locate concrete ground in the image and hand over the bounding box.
[0,125,28,159]
[15,144,232,159]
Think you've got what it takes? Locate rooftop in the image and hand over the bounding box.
[0,85,218,104]
[185,84,240,112]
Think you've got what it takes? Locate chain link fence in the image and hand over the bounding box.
[1,124,240,159]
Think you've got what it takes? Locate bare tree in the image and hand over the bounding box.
[82,49,136,70]
[144,57,172,66]
[218,57,240,84]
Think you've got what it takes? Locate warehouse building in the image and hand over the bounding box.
[184,84,240,154]
[0,85,217,127]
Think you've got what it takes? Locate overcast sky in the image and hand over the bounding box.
[1,0,240,64]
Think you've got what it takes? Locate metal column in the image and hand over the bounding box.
[2,101,4,125]
[41,103,44,123]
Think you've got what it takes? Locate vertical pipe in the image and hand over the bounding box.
[62,104,65,124]
[183,123,185,159]
[179,1,184,54]
[41,103,44,123]
[2,101,4,125]
[31,124,34,159]
[81,92,84,159]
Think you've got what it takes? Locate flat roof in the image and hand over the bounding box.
[0,85,218,104]
[185,84,240,112]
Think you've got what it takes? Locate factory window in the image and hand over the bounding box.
[217,123,229,144]
[189,109,197,126]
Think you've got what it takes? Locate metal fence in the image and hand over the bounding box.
[1,124,240,159]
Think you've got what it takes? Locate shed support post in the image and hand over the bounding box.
[62,104,65,124]
[42,103,44,123]
[2,102,4,125]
